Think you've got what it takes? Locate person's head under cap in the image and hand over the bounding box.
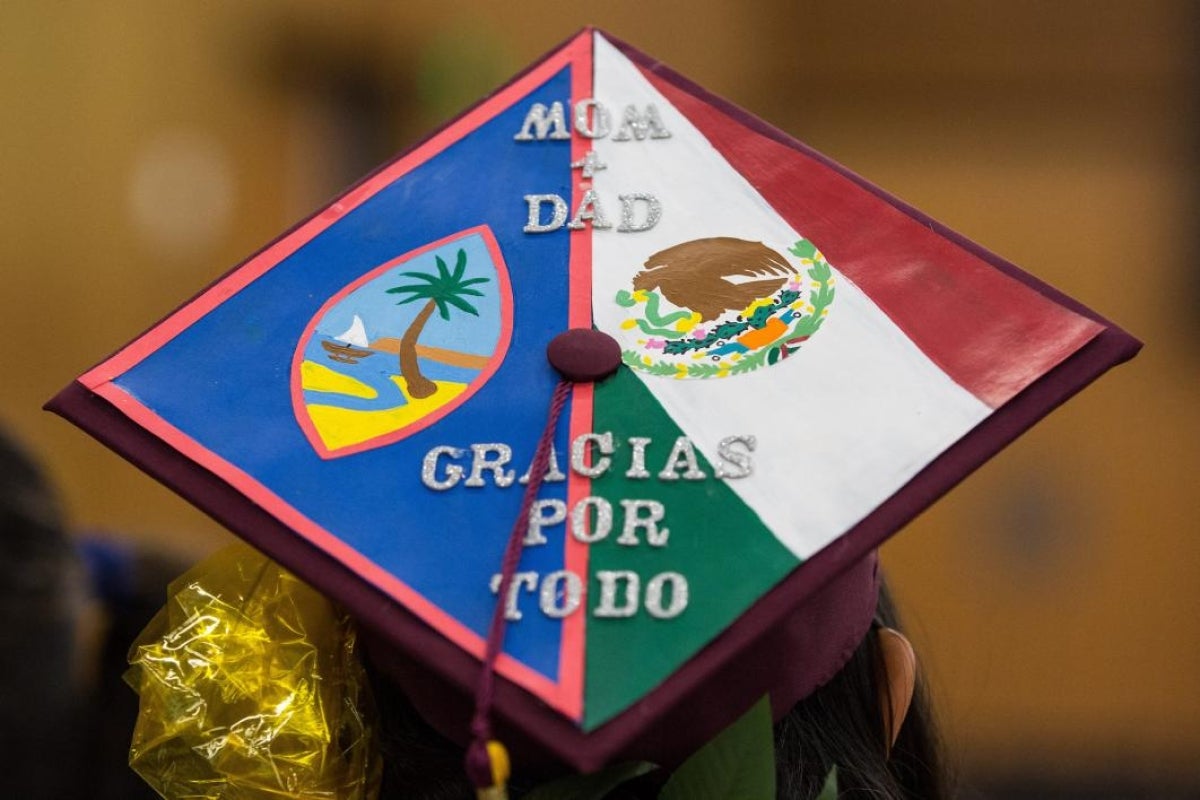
[365,551,932,799]
[48,27,1138,800]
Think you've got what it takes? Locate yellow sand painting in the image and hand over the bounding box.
[301,360,378,399]
[306,375,467,451]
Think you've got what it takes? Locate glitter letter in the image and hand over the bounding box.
[526,498,566,546]
[570,496,613,544]
[489,572,540,621]
[465,443,516,487]
[523,194,569,233]
[518,443,567,484]
[617,193,662,233]
[573,99,612,139]
[539,570,583,618]
[657,436,707,481]
[612,103,672,141]
[513,102,571,141]
[571,431,614,478]
[625,436,652,479]
[421,445,465,490]
[593,570,640,618]
[617,499,670,547]
[714,435,757,479]
[645,572,688,619]
[567,189,613,230]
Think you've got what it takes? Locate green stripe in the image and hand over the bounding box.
[583,368,800,729]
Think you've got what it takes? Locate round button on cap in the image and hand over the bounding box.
[546,329,622,383]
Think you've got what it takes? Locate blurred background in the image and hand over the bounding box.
[1,1,1196,798]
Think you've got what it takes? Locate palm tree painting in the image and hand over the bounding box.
[385,248,490,399]
[293,226,511,458]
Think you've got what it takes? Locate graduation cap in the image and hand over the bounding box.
[48,28,1139,787]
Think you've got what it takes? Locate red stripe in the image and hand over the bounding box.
[559,29,595,723]
[639,68,1102,409]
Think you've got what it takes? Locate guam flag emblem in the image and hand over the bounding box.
[294,227,512,457]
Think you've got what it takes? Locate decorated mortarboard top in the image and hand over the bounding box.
[49,29,1138,774]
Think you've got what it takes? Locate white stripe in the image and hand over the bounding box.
[589,33,990,559]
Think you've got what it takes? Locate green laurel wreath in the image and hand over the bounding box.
[621,239,835,379]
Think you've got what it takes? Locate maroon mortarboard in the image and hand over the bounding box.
[47,28,1139,779]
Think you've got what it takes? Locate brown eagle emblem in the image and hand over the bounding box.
[632,237,798,321]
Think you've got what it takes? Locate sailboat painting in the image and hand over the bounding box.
[320,315,375,364]
[292,226,512,458]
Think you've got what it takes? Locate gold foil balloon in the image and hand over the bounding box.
[126,543,381,800]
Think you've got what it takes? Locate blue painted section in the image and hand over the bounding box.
[115,68,575,680]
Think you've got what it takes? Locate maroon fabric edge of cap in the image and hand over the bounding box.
[43,321,1137,772]
[367,549,881,775]
[44,26,1144,773]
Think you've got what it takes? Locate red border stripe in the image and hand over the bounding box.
[77,31,598,720]
[80,43,579,392]
[558,28,595,723]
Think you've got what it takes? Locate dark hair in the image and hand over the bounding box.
[0,427,81,799]
[0,428,173,800]
[773,581,947,800]
[371,579,946,800]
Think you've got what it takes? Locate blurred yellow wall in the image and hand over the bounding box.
[2,0,1196,787]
